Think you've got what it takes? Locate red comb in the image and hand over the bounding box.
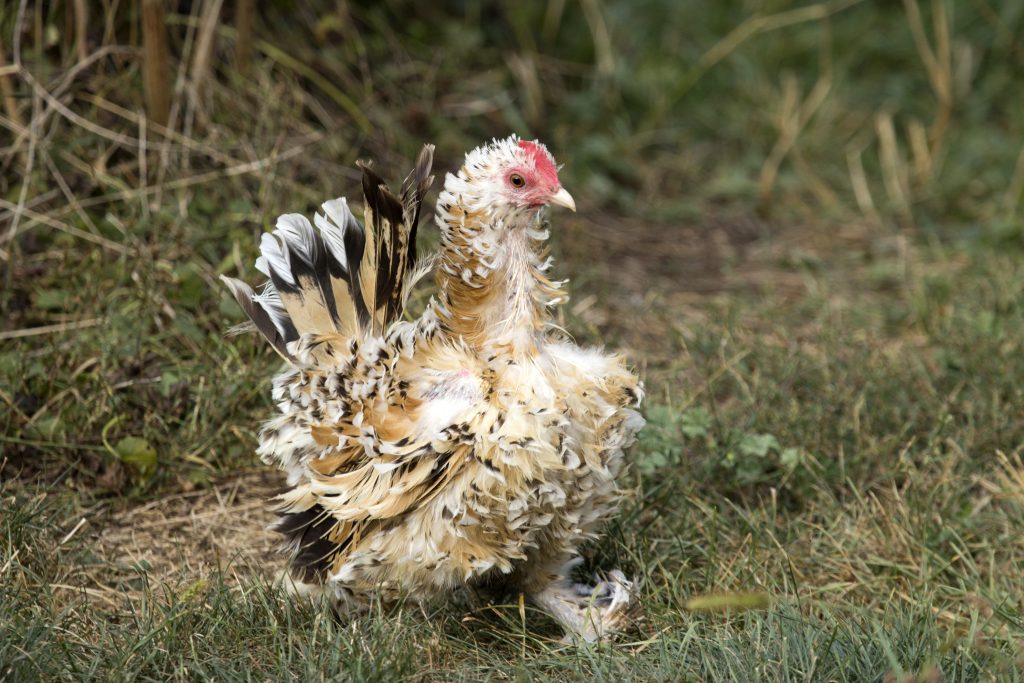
[518,139,560,186]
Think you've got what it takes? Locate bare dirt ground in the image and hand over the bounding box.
[70,469,282,605]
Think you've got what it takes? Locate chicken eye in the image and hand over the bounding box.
[509,173,526,188]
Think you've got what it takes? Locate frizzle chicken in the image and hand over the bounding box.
[222,136,645,641]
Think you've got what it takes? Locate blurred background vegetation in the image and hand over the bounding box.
[2,0,1021,488]
[2,1,1024,679]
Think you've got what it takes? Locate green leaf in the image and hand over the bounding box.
[158,371,180,398]
[35,289,69,310]
[680,407,712,439]
[780,447,803,469]
[24,415,64,440]
[114,436,158,476]
[644,404,675,427]
[738,433,779,458]
[637,451,669,474]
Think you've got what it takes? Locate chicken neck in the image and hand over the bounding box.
[434,202,565,356]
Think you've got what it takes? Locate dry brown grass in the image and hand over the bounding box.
[90,470,280,594]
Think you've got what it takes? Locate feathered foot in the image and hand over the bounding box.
[529,559,638,643]
[275,570,372,620]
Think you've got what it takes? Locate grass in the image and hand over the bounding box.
[2,0,1024,680]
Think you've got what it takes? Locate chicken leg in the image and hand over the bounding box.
[528,558,637,643]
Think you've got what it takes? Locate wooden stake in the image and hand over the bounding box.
[190,0,224,100]
[73,0,89,62]
[234,0,255,75]
[141,0,171,128]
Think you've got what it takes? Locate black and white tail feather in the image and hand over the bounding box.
[221,145,435,361]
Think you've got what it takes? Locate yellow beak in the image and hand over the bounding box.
[549,187,576,212]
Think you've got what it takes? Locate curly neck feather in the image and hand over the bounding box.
[433,171,566,354]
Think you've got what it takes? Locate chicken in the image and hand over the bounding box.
[221,136,645,641]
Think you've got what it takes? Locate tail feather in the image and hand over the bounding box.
[260,214,345,337]
[355,162,390,334]
[220,275,296,361]
[222,144,435,356]
[316,197,370,334]
[400,144,435,265]
[357,144,435,335]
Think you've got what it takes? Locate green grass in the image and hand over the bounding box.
[2,0,1024,680]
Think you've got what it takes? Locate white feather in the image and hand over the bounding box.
[316,197,357,269]
[253,283,291,337]
[255,256,270,277]
[259,232,295,285]
[275,214,318,265]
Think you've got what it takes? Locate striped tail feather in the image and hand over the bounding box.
[220,275,297,361]
[222,144,435,358]
[357,144,435,335]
